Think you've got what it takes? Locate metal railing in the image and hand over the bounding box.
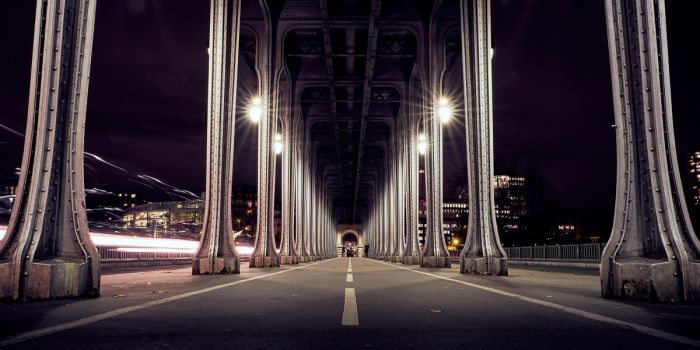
[98,246,194,261]
[504,242,605,261]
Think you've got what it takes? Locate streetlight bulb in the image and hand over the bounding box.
[274,134,283,154]
[249,97,262,123]
[417,134,427,155]
[438,97,452,124]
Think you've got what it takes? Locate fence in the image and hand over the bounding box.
[504,242,605,261]
[97,246,195,261]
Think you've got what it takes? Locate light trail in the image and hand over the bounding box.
[0,225,254,255]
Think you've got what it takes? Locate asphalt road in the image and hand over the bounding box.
[1,258,700,349]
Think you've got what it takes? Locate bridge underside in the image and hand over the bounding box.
[1,0,700,305]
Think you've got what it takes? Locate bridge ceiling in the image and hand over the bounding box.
[268,0,420,224]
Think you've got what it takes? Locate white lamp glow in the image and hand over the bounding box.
[417,134,427,155]
[438,97,452,124]
[249,97,262,123]
[274,134,283,154]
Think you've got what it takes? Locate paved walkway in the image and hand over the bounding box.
[1,258,700,349]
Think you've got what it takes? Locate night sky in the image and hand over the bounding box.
[1,1,698,228]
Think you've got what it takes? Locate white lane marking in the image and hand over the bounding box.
[342,288,359,326]
[375,260,700,348]
[347,267,352,273]
[0,259,331,348]
[346,273,354,283]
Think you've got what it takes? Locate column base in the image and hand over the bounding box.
[8,259,99,299]
[298,256,309,263]
[420,256,452,268]
[249,256,280,268]
[391,256,402,263]
[193,256,240,275]
[279,256,299,265]
[602,259,685,302]
[460,257,507,275]
[402,256,420,265]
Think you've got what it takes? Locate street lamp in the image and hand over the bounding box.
[437,97,452,124]
[274,133,283,154]
[249,96,262,123]
[417,134,427,155]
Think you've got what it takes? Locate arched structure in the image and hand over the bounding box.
[336,225,364,257]
[1,0,698,303]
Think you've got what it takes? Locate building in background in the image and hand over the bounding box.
[493,175,527,221]
[690,151,700,206]
[119,186,258,242]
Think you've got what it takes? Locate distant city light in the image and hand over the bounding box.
[417,134,428,155]
[274,134,283,154]
[438,97,452,124]
[249,96,262,123]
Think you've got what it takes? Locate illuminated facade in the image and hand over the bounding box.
[121,200,204,230]
[120,186,259,240]
[691,151,700,206]
[493,175,527,220]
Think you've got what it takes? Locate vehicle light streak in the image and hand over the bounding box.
[0,226,253,256]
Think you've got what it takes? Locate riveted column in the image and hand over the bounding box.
[193,0,241,275]
[421,1,451,268]
[0,0,99,299]
[279,84,297,264]
[250,0,284,268]
[403,81,422,264]
[458,0,507,275]
[601,0,700,302]
[395,120,407,262]
[302,152,312,262]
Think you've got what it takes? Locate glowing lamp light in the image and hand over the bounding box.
[417,134,427,155]
[249,97,262,123]
[438,97,452,124]
[274,134,283,154]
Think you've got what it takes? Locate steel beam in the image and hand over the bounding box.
[458,0,507,275]
[601,0,700,302]
[193,0,242,275]
[250,0,284,268]
[420,0,451,268]
[279,94,298,264]
[0,0,100,299]
[403,78,422,264]
[351,0,381,223]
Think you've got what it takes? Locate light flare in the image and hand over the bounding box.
[438,97,452,124]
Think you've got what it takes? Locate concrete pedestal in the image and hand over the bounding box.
[460,257,507,276]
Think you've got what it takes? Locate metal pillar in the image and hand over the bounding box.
[394,133,407,262]
[193,0,241,275]
[279,86,297,264]
[601,0,700,302]
[403,82,422,264]
[250,0,283,268]
[458,0,507,275]
[420,1,451,268]
[390,147,403,262]
[302,152,312,261]
[0,0,99,299]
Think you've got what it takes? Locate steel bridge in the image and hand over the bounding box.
[1,0,699,321]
